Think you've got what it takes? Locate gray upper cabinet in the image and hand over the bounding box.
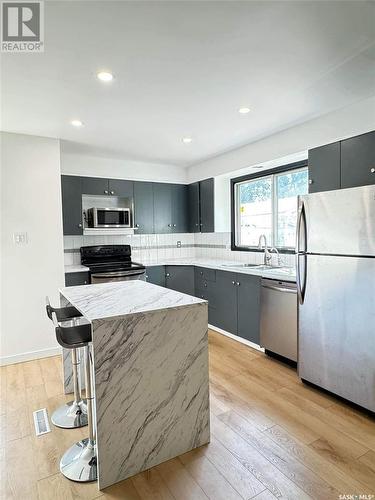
[153,183,173,233]
[165,266,195,296]
[108,179,134,198]
[172,184,188,233]
[134,182,154,234]
[341,131,375,189]
[81,177,109,195]
[153,183,188,233]
[188,182,200,232]
[62,174,213,235]
[308,142,341,193]
[187,178,215,233]
[308,130,375,193]
[199,178,215,232]
[237,273,261,344]
[61,175,83,235]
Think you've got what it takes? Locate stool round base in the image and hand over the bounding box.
[51,400,88,429]
[60,438,97,482]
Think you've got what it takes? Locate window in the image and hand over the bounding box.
[233,165,308,251]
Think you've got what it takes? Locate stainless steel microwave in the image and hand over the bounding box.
[87,207,131,228]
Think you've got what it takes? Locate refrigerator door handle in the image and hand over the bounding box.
[296,253,307,305]
[296,199,307,253]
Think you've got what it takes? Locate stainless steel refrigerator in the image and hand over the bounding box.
[296,185,375,412]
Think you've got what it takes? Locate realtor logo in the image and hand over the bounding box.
[1,1,44,52]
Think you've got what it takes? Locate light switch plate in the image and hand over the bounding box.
[13,232,28,245]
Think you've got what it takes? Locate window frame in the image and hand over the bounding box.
[231,160,308,254]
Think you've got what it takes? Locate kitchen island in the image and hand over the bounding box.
[59,280,210,490]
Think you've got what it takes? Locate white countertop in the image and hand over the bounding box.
[60,280,205,321]
[64,258,296,282]
[65,264,90,273]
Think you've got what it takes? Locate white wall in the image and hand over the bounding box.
[187,95,375,182]
[61,151,188,184]
[0,132,65,365]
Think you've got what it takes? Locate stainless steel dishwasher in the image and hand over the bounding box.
[260,278,297,363]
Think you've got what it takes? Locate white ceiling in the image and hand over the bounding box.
[2,1,375,167]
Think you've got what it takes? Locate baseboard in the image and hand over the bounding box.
[208,324,265,353]
[0,347,61,366]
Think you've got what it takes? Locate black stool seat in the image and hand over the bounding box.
[46,303,82,322]
[55,317,92,349]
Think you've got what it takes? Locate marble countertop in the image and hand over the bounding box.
[142,258,296,282]
[64,257,296,282]
[65,264,89,273]
[60,280,205,321]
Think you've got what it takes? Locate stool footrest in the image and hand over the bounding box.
[51,400,88,429]
[60,438,97,482]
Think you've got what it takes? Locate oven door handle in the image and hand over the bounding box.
[91,270,145,279]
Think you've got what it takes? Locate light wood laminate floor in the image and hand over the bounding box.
[1,330,375,499]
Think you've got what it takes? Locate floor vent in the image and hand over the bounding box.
[33,408,51,436]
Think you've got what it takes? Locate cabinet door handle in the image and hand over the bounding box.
[84,281,88,285]
[308,179,313,185]
[110,190,115,195]
[200,271,203,276]
[173,224,176,227]
[168,224,172,227]
[135,224,139,228]
[104,190,109,194]
[232,281,235,285]
[371,168,375,173]
[195,223,199,227]
[78,223,82,228]
[204,283,207,287]
[166,273,170,277]
[145,275,149,279]
[236,282,240,286]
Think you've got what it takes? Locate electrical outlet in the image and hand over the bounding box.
[13,232,28,245]
[177,241,181,248]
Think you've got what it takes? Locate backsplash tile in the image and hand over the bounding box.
[63,231,295,268]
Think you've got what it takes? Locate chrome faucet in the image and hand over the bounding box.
[258,234,272,266]
[269,247,283,267]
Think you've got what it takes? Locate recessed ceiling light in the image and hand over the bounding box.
[71,119,83,127]
[97,71,114,82]
[182,137,192,144]
[238,107,250,114]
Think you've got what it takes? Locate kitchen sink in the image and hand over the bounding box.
[220,263,261,268]
[220,263,288,271]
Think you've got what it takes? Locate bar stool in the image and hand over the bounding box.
[45,298,88,429]
[51,312,97,482]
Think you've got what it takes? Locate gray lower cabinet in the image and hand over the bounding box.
[134,182,154,234]
[194,267,260,344]
[165,266,195,296]
[209,270,237,334]
[341,131,375,188]
[308,142,341,194]
[65,272,90,287]
[145,266,166,287]
[61,175,83,235]
[237,273,261,344]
